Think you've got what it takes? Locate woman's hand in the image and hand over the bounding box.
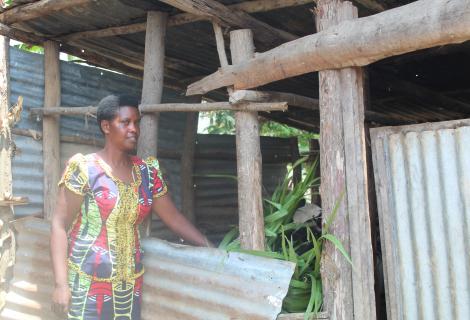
[51,283,71,316]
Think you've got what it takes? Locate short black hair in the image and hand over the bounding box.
[96,95,140,134]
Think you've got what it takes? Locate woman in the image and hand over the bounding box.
[50,95,211,319]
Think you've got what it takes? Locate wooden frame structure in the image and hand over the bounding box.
[1,0,470,319]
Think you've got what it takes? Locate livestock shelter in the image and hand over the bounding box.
[0,0,470,320]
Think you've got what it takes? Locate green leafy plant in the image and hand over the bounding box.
[219,156,351,319]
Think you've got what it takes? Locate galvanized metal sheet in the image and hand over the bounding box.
[371,119,470,320]
[141,238,295,320]
[1,217,295,320]
[0,217,59,320]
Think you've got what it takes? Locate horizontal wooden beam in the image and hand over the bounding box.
[229,89,421,125]
[60,0,312,41]
[29,102,287,115]
[230,89,319,109]
[0,0,93,25]
[187,0,470,95]
[0,22,46,44]
[141,102,288,112]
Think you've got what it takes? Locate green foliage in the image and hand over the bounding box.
[219,157,351,318]
[13,43,44,54]
[199,111,318,153]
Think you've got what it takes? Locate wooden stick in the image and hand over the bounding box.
[231,29,265,251]
[230,89,319,110]
[30,101,288,115]
[158,0,296,49]
[140,102,287,112]
[0,0,93,25]
[42,41,61,221]
[187,0,470,94]
[60,0,312,41]
[212,22,229,68]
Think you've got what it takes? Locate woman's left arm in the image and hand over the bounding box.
[152,194,213,247]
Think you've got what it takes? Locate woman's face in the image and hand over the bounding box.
[101,106,141,153]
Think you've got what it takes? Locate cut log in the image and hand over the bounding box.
[60,0,312,41]
[0,0,93,25]
[231,29,265,251]
[42,41,61,221]
[187,0,470,94]
[158,0,296,49]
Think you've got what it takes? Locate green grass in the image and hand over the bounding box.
[219,156,351,319]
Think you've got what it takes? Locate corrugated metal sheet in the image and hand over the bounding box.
[191,134,290,243]
[0,217,60,320]
[141,237,295,320]
[370,119,470,320]
[1,217,295,320]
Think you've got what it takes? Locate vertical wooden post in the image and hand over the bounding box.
[43,41,61,221]
[290,137,301,186]
[137,11,167,237]
[0,35,12,311]
[316,1,376,320]
[180,111,199,223]
[230,29,264,250]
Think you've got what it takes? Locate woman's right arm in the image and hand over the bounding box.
[50,186,83,314]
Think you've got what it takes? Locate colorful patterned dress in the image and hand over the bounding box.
[58,153,167,320]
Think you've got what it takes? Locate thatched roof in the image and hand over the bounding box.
[2,0,470,131]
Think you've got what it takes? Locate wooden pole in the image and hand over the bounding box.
[0,35,12,311]
[43,41,61,221]
[60,0,312,41]
[230,29,264,251]
[180,111,199,223]
[317,1,376,320]
[137,11,167,237]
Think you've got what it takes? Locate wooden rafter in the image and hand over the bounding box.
[0,21,46,44]
[158,0,296,49]
[0,0,93,25]
[187,0,470,95]
[60,0,312,42]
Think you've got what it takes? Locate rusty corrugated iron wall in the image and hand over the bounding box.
[371,119,470,320]
[1,217,295,320]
